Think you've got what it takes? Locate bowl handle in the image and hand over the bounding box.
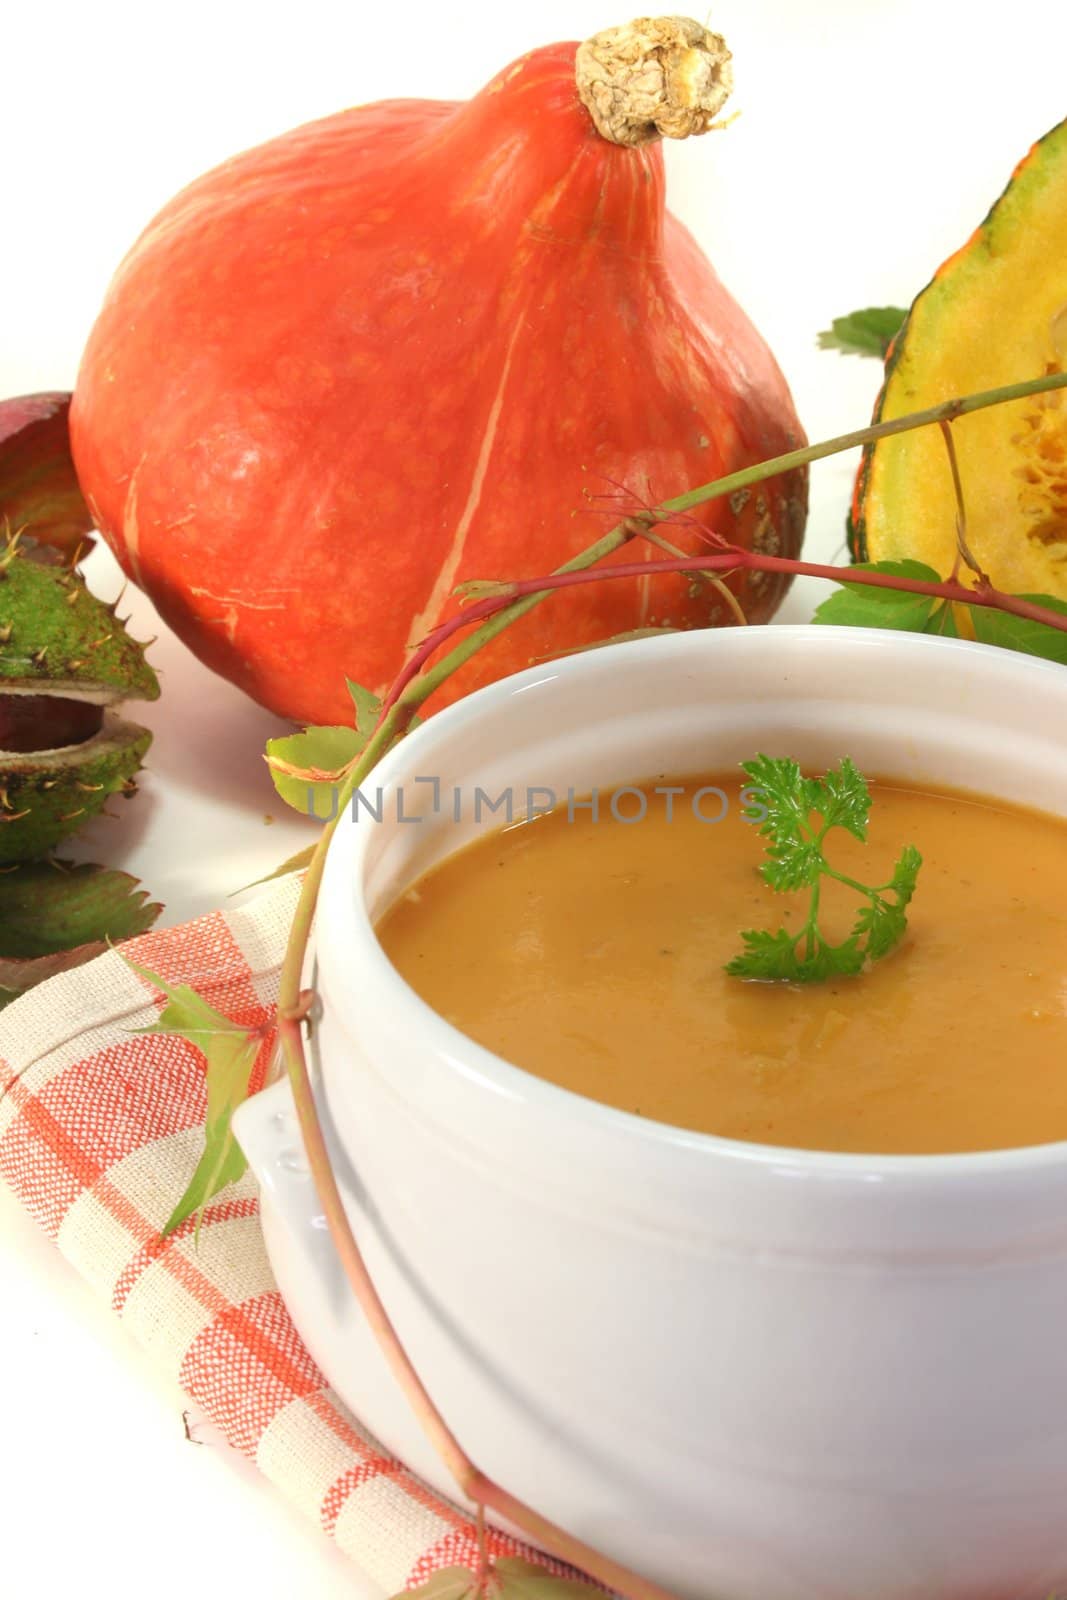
[232,1077,337,1276]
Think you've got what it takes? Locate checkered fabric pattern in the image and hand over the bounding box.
[0,874,561,1594]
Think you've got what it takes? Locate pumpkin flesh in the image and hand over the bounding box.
[853,118,1067,595]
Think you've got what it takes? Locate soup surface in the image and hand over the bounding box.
[376,775,1067,1154]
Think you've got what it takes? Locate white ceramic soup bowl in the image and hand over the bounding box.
[234,627,1067,1600]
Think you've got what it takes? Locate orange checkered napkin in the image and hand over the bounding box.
[0,875,558,1593]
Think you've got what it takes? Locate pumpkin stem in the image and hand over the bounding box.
[575,15,733,147]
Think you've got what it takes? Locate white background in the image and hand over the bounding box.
[1,1,1064,1594]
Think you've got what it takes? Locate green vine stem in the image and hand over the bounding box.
[375,368,1067,720]
[272,366,1067,1600]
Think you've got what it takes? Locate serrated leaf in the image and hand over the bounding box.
[392,1562,602,1600]
[741,756,817,844]
[726,927,865,984]
[729,754,921,985]
[0,860,161,1010]
[812,561,942,633]
[346,678,382,740]
[887,843,923,903]
[814,756,870,841]
[726,927,804,981]
[389,1569,479,1600]
[817,306,908,359]
[0,392,95,558]
[0,859,161,958]
[265,724,365,817]
[232,843,315,896]
[850,896,906,963]
[970,594,1067,664]
[493,1559,605,1597]
[125,958,263,1239]
[865,842,924,961]
[761,838,824,893]
[925,601,960,637]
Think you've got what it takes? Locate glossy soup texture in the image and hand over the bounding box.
[375,776,1067,1154]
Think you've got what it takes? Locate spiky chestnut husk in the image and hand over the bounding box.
[0,540,159,698]
[0,717,152,864]
[0,540,159,863]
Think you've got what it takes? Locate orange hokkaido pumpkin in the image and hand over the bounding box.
[70,17,807,724]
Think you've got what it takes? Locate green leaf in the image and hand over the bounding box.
[392,1561,603,1600]
[843,843,922,965]
[390,1568,480,1600]
[124,958,263,1239]
[230,843,316,896]
[817,306,908,359]
[726,927,808,982]
[728,755,922,984]
[759,834,825,893]
[741,756,826,891]
[0,859,161,959]
[726,927,865,984]
[812,561,942,633]
[925,600,960,637]
[265,724,365,817]
[266,684,419,819]
[493,1559,606,1597]
[0,861,162,1008]
[814,755,871,842]
[970,594,1067,665]
[346,678,382,740]
[887,842,923,904]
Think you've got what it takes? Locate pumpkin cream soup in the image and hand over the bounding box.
[375,775,1067,1154]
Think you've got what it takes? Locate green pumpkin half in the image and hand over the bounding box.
[852,116,1067,593]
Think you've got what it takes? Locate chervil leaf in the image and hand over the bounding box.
[970,594,1067,665]
[759,838,823,893]
[813,755,870,841]
[726,927,805,981]
[740,756,823,891]
[728,756,922,984]
[265,724,364,818]
[855,842,923,960]
[851,896,906,963]
[726,928,865,984]
[817,306,907,358]
[741,757,823,840]
[812,561,942,633]
[125,958,264,1240]
[887,843,923,904]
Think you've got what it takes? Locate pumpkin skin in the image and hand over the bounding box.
[70,38,807,724]
[852,117,1067,593]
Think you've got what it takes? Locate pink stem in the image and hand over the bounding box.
[380,549,1066,718]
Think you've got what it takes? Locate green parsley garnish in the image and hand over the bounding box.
[726,754,922,984]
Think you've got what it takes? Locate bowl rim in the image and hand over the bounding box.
[318,625,1067,1184]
